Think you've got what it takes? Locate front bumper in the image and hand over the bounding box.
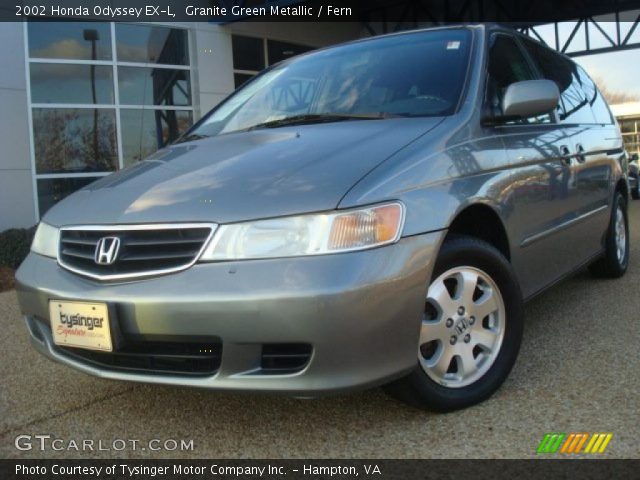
[16,232,443,395]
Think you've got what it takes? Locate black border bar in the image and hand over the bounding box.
[4,0,640,23]
[3,459,640,480]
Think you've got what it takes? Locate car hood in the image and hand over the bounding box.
[44,118,443,226]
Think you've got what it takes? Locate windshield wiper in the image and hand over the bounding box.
[247,112,393,131]
[174,133,209,144]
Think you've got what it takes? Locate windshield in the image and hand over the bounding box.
[187,28,471,138]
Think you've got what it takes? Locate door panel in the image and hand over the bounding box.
[514,36,617,295]
[485,34,583,298]
[563,125,612,258]
[502,126,578,298]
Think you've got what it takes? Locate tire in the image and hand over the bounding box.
[588,192,629,278]
[632,177,640,200]
[384,235,523,412]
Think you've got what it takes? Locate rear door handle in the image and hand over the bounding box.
[576,144,586,163]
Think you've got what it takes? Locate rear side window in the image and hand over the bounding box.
[577,65,614,124]
[486,34,551,124]
[521,39,599,125]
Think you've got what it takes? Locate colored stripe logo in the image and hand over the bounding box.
[537,433,613,454]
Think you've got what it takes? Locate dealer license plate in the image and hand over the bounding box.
[49,300,112,352]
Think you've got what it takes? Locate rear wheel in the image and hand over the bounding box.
[384,236,523,412]
[589,192,629,278]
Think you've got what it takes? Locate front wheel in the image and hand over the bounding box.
[384,236,523,412]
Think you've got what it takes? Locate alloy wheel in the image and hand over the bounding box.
[615,205,626,264]
[419,266,506,388]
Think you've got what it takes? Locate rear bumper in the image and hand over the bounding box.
[16,232,443,395]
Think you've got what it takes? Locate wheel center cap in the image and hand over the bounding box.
[454,317,469,335]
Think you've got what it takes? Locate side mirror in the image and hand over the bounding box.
[487,80,560,124]
[502,80,560,119]
[631,153,639,163]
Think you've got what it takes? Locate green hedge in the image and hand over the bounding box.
[0,226,37,269]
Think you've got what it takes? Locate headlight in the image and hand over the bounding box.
[200,202,405,261]
[31,222,59,258]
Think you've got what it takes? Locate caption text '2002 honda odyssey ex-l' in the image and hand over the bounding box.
[16,25,629,411]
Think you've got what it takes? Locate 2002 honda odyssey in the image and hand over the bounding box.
[16,25,629,411]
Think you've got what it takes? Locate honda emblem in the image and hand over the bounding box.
[94,237,121,265]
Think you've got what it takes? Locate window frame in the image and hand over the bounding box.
[483,31,560,128]
[24,22,195,219]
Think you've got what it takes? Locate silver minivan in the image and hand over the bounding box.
[16,25,629,411]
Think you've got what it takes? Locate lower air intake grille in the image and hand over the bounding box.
[57,337,222,376]
[260,343,313,374]
[58,224,215,280]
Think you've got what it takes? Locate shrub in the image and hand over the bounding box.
[0,226,37,269]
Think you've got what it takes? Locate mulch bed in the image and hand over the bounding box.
[0,266,15,292]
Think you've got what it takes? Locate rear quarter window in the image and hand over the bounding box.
[577,66,614,124]
[521,38,612,125]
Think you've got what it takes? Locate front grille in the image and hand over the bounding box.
[57,336,222,376]
[260,343,313,374]
[58,224,215,280]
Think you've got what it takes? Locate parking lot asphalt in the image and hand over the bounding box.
[1,204,639,460]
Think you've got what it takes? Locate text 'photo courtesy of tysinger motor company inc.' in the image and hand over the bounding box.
[0,0,638,478]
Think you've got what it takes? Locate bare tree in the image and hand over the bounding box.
[590,75,640,105]
[33,109,117,173]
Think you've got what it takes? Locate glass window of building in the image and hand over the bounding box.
[28,23,112,60]
[232,35,265,71]
[26,23,193,216]
[30,64,115,104]
[231,35,313,89]
[32,108,118,174]
[115,24,189,65]
[620,118,640,155]
[120,109,193,166]
[118,67,191,106]
[267,39,312,65]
